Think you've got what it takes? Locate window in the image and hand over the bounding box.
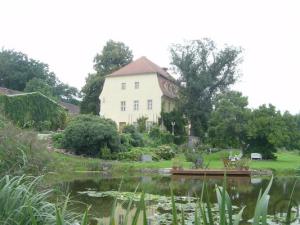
[134,81,139,89]
[120,101,126,111]
[147,99,152,110]
[133,100,139,111]
[121,82,126,90]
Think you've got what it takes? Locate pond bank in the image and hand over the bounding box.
[48,151,300,176]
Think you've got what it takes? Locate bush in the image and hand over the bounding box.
[137,116,148,133]
[63,115,120,156]
[184,149,205,168]
[52,132,65,149]
[155,145,176,160]
[122,125,144,147]
[100,146,114,160]
[117,147,157,161]
[149,126,174,146]
[160,110,188,144]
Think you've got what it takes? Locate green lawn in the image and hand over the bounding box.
[48,150,300,175]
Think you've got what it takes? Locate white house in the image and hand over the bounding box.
[99,56,178,129]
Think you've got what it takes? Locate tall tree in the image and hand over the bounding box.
[0,49,55,91]
[80,40,133,114]
[0,48,79,103]
[170,39,242,137]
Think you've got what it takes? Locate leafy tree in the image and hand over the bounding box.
[170,39,242,137]
[279,112,300,150]
[80,73,104,114]
[93,40,133,75]
[24,78,55,99]
[208,91,250,148]
[0,49,55,91]
[80,40,133,114]
[53,82,80,105]
[0,48,79,103]
[245,104,284,159]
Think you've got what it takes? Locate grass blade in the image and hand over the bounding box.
[122,184,140,225]
[171,187,178,225]
[286,180,297,225]
[81,206,90,225]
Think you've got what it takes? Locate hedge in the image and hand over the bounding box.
[0,92,66,130]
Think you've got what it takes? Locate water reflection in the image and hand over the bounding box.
[51,173,299,224]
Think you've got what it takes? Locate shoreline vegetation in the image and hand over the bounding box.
[47,150,300,176]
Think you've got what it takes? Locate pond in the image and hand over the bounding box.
[51,173,300,224]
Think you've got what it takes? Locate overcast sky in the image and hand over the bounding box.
[0,0,299,113]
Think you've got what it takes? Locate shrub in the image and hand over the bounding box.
[155,145,176,160]
[63,115,120,156]
[184,149,205,168]
[122,124,144,147]
[137,116,148,133]
[160,110,188,144]
[117,147,157,161]
[149,126,174,146]
[52,132,65,149]
[100,146,113,160]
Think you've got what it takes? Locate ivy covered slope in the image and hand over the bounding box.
[0,92,67,130]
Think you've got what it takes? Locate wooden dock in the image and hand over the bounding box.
[171,169,251,177]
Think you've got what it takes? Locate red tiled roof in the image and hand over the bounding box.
[158,76,178,99]
[108,56,175,81]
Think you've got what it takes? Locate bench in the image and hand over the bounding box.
[251,153,262,160]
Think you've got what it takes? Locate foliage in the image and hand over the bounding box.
[208,91,250,148]
[117,145,176,161]
[235,158,250,170]
[184,149,205,168]
[63,114,120,156]
[25,78,56,99]
[280,112,300,150]
[117,147,157,161]
[245,104,284,159]
[155,145,176,160]
[52,132,65,149]
[93,40,133,75]
[0,176,86,225]
[0,124,50,175]
[0,48,79,102]
[80,73,104,114]
[0,92,67,131]
[137,116,148,133]
[149,125,174,146]
[100,146,113,160]
[170,39,242,137]
[122,125,144,147]
[161,110,188,144]
[81,40,133,114]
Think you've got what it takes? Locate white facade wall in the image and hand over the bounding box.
[99,73,163,127]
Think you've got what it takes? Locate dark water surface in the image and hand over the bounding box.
[52,173,300,224]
